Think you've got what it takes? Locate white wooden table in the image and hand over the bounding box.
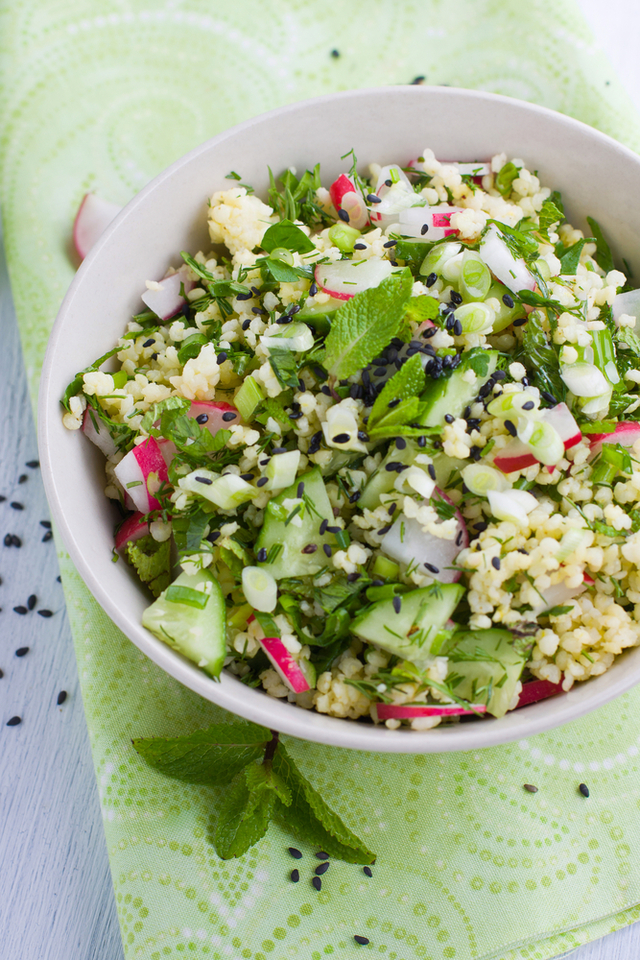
[1,3,639,957]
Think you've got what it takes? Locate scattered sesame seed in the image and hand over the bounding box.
[13,606,28,615]
[257,548,268,562]
[357,431,369,442]
[240,473,254,482]
[513,317,528,327]
[444,413,454,424]
[493,370,507,380]
[388,502,397,515]
[450,291,463,305]
[290,869,300,882]
[26,460,39,468]
[367,194,382,204]
[411,75,426,84]
[347,572,362,582]
[40,520,51,528]
[330,48,340,57]
[309,282,318,297]
[502,294,514,308]
[338,208,350,223]
[41,532,51,543]
[425,272,437,287]
[524,784,538,793]
[319,519,329,535]
[217,351,228,364]
[256,477,269,487]
[18,474,28,484]
[491,556,501,570]
[541,391,558,405]
[474,522,488,532]
[15,647,29,657]
[302,543,317,554]
[28,594,37,610]
[315,862,330,876]
[207,531,221,543]
[315,851,329,859]
[424,563,439,574]
[377,525,391,536]
[6,716,21,726]
[421,223,429,235]
[428,464,436,480]
[10,502,24,510]
[196,413,209,424]
[392,596,402,614]
[371,579,384,587]
[222,411,237,422]
[354,242,367,250]
[241,318,251,330]
[456,530,464,546]
[143,338,155,348]
[323,544,332,558]
[363,866,373,877]
[505,420,517,436]
[579,783,590,797]
[383,239,396,248]
[521,400,535,411]
[272,446,287,454]
[395,437,407,450]
[354,935,370,945]
[348,491,361,503]
[288,847,303,859]
[195,476,213,485]
[312,877,322,891]
[332,433,350,444]
[453,318,463,336]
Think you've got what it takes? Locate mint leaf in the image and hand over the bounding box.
[404,295,439,324]
[368,354,425,429]
[131,722,271,784]
[495,161,518,197]
[141,395,190,434]
[245,763,292,806]
[214,767,275,859]
[273,744,376,864]
[172,509,210,554]
[268,348,300,389]
[586,216,614,273]
[324,270,413,379]
[124,534,171,597]
[261,257,305,283]
[261,219,316,254]
[538,198,563,233]
[559,238,593,276]
[545,604,574,617]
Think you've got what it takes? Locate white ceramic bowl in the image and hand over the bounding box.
[39,86,640,753]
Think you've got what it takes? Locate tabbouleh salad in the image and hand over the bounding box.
[62,149,640,730]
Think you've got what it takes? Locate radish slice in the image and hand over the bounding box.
[258,636,310,694]
[339,191,369,230]
[516,679,563,708]
[82,408,117,458]
[533,578,586,615]
[329,174,356,211]
[479,224,535,293]
[443,160,491,179]
[315,258,394,300]
[188,400,240,434]
[115,512,150,551]
[141,266,194,321]
[612,288,640,328]
[374,164,412,195]
[113,437,169,513]
[494,403,581,473]
[376,702,486,719]
[157,438,177,467]
[379,488,467,583]
[396,205,464,241]
[588,420,640,455]
[73,193,122,260]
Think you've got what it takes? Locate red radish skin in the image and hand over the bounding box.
[516,679,563,708]
[588,421,640,457]
[82,408,117,458]
[583,573,595,585]
[73,193,122,260]
[376,703,486,720]
[141,268,194,321]
[115,512,149,551]
[314,259,393,301]
[494,403,581,474]
[113,437,169,514]
[188,401,241,433]
[329,174,356,211]
[258,636,310,694]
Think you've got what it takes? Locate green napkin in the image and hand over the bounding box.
[3,2,640,957]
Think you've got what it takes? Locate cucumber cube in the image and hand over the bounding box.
[442,628,528,718]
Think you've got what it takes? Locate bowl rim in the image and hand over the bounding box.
[38,84,640,753]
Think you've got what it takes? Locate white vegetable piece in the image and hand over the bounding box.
[479,224,535,293]
[461,464,509,496]
[242,566,278,612]
[263,450,301,491]
[612,288,640,329]
[179,469,255,510]
[487,488,537,526]
[73,193,122,260]
[314,258,394,300]
[321,402,367,453]
[561,362,609,398]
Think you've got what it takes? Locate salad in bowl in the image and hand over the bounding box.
[61,146,640,732]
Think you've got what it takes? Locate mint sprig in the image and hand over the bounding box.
[367,354,425,439]
[324,270,413,379]
[132,723,375,864]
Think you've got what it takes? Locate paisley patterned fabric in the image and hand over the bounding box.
[2,2,640,957]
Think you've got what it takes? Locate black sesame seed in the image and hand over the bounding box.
[15,647,29,657]
[384,179,392,187]
[18,474,28,484]
[0,496,5,503]
[6,716,21,726]
[251,286,260,295]
[241,318,251,330]
[323,544,332,558]
[289,411,303,420]
[315,862,330,876]
[474,521,488,532]
[502,294,515,308]
[493,370,507,381]
[579,783,590,797]
[357,431,369,442]
[513,317,528,327]
[195,476,213,485]
[319,519,329,535]
[374,368,387,377]
[353,242,367,250]
[541,391,558,405]
[347,572,362,582]
[491,556,501,570]
[41,532,51,543]
[504,419,517,437]
[26,460,39,468]
[388,502,397,516]
[395,437,407,450]
[288,847,303,859]
[331,433,350,444]
[256,477,269,487]
[272,446,287,454]
[320,384,332,396]
[377,525,391,536]
[312,877,322,891]
[290,869,300,882]
[363,866,373,877]
[470,446,481,461]
[450,290,463,305]
[27,594,36,610]
[330,48,340,57]
[521,377,530,387]
[296,482,305,499]
[383,239,397,249]
[0,669,3,678]
[521,400,535,411]
[420,223,429,236]
[524,783,538,793]
[354,936,370,945]
[453,318,463,337]
[418,436,427,448]
[301,543,317,554]
[240,473,254,482]
[338,208,350,223]
[10,502,24,510]
[392,596,402,614]
[425,272,438,288]
[235,291,252,301]
[424,563,439,574]
[443,413,455,425]
[257,548,268,562]
[309,283,318,297]
[222,411,237,422]
[217,351,228,364]
[13,606,28,615]
[326,525,341,534]
[56,575,61,582]
[252,306,266,315]
[348,491,361,503]
[206,531,220,543]
[315,851,330,860]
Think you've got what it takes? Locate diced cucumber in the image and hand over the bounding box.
[179,469,255,510]
[442,628,528,718]
[431,453,466,490]
[296,297,343,336]
[371,555,400,580]
[488,281,524,332]
[318,450,362,477]
[142,568,226,678]
[255,467,336,579]
[234,377,265,421]
[350,582,464,666]
[419,350,498,427]
[263,449,300,491]
[359,441,420,510]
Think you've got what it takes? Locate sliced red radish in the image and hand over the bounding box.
[583,572,595,585]
[380,488,468,583]
[533,578,586,615]
[188,400,240,432]
[73,193,122,260]
[113,437,170,514]
[376,702,486,720]
[479,224,535,293]
[494,403,581,473]
[141,266,194,321]
[396,205,464,241]
[315,258,394,301]
[115,512,150,551]
[329,173,356,211]
[82,408,117,458]
[588,420,640,457]
[258,635,310,694]
[157,438,177,467]
[328,175,369,231]
[516,679,563,708]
